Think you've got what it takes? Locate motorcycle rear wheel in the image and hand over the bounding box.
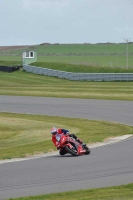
[65,146,79,156]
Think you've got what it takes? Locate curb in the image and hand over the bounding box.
[88,134,133,148]
[0,134,132,165]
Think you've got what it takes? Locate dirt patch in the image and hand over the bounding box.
[0,45,33,52]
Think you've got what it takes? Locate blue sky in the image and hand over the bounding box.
[0,0,132,45]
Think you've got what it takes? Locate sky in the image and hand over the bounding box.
[0,0,133,45]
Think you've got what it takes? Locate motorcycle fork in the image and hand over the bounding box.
[70,141,78,151]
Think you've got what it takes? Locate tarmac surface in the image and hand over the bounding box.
[0,95,133,199]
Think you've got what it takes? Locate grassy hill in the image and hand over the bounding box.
[0,43,133,54]
[0,43,133,67]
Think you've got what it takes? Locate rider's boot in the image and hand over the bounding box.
[77,139,86,147]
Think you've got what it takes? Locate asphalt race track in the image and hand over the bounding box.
[0,95,133,199]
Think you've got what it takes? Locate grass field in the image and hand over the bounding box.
[0,70,133,100]
[1,112,133,160]
[0,43,133,67]
[0,55,133,68]
[1,43,133,54]
[0,60,22,66]
[8,183,133,200]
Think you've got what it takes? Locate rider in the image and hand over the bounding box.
[51,127,86,155]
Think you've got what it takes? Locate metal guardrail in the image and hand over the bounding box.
[23,65,133,81]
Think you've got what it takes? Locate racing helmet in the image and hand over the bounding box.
[51,127,58,135]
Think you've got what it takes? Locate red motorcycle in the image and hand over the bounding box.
[56,133,90,156]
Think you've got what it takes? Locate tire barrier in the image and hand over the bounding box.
[0,66,21,73]
[23,65,133,81]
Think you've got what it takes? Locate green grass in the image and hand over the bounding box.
[0,70,133,101]
[0,60,22,66]
[1,43,133,67]
[33,62,133,73]
[0,56,22,62]
[1,58,133,72]
[2,43,133,54]
[37,55,133,68]
[9,183,133,200]
[0,55,133,67]
[0,112,133,160]
[34,43,133,54]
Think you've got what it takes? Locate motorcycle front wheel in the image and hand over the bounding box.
[65,146,79,156]
[84,146,90,155]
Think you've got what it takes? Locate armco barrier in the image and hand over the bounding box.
[23,65,133,81]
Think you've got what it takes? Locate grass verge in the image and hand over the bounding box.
[0,70,133,101]
[9,183,133,200]
[0,112,133,160]
[32,62,133,73]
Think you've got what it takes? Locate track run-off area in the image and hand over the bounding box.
[0,95,133,199]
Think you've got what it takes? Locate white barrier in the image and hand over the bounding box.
[23,65,133,81]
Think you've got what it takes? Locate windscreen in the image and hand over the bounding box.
[56,133,61,142]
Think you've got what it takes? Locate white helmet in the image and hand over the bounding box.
[51,127,58,135]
